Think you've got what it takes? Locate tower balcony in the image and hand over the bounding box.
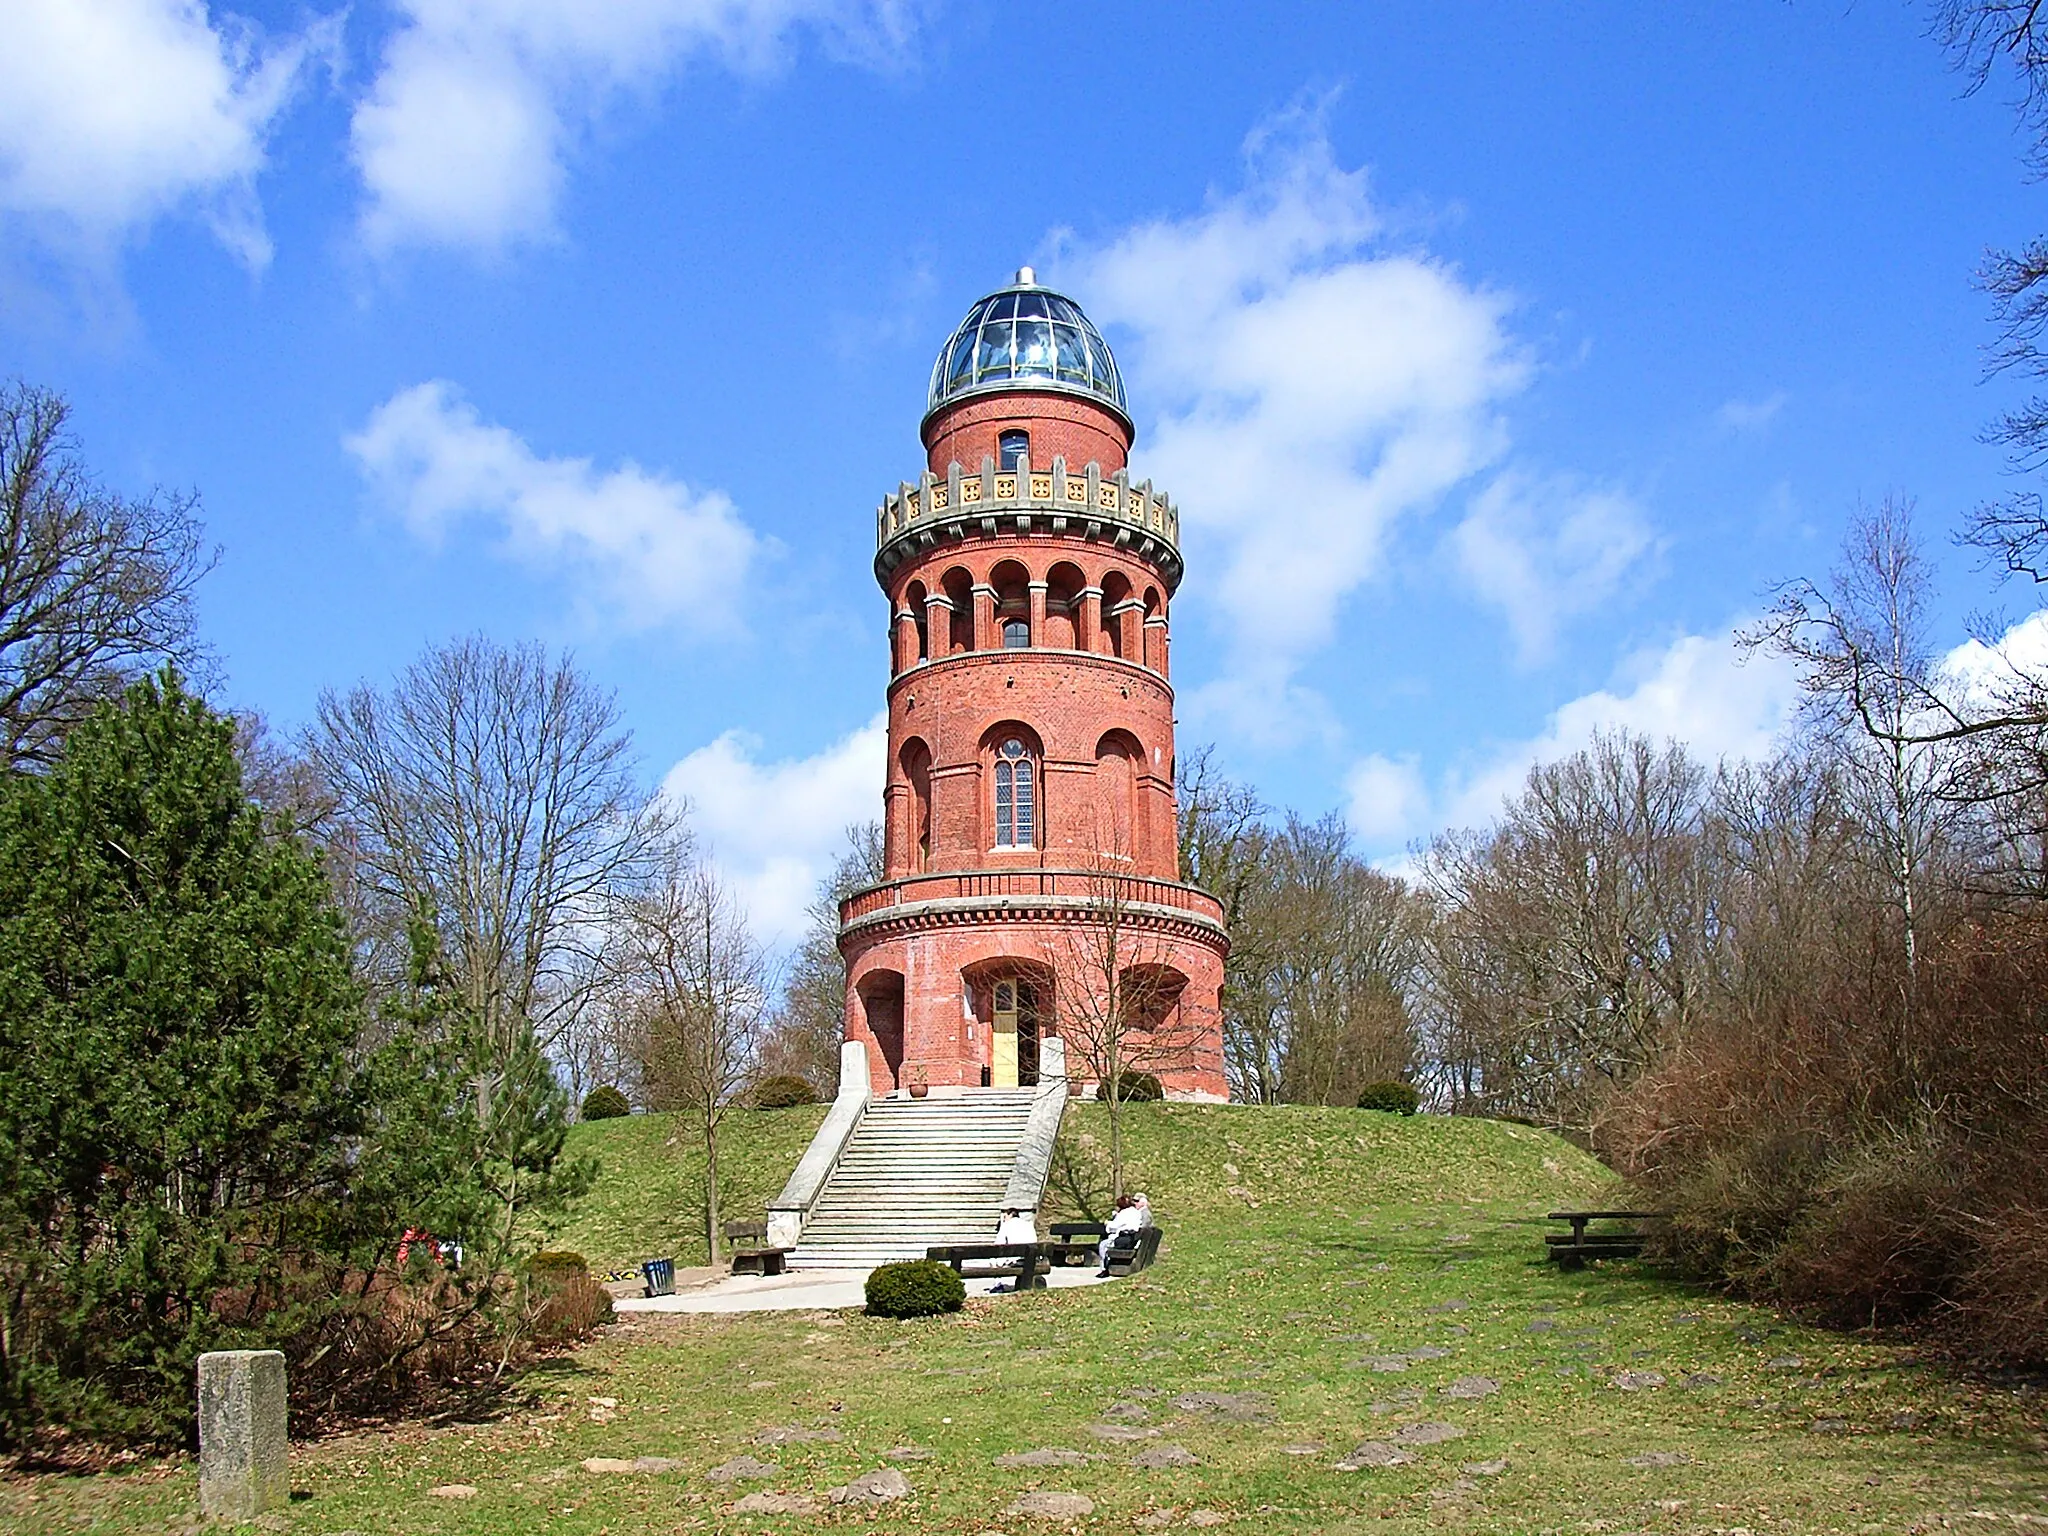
[838,866,1226,943]
[875,459,1182,591]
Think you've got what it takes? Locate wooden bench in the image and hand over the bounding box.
[1046,1222,1163,1276]
[926,1242,1051,1288]
[723,1219,790,1277]
[1545,1210,1667,1269]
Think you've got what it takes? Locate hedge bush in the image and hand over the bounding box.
[581,1085,631,1120]
[864,1259,966,1318]
[1356,1080,1420,1115]
[753,1074,819,1109]
[1110,1072,1164,1102]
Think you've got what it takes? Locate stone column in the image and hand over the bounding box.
[1078,587,1103,653]
[972,584,997,652]
[1145,616,1170,677]
[1027,580,1049,648]
[893,608,919,672]
[925,594,953,658]
[199,1350,288,1521]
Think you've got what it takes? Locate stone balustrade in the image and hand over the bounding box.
[875,458,1182,588]
[840,866,1224,931]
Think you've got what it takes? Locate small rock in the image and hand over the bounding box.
[1408,1345,1453,1361]
[884,1444,933,1462]
[1356,1356,1411,1373]
[1679,1373,1722,1389]
[994,1447,1090,1468]
[1335,1442,1414,1470]
[1279,1442,1324,1456]
[1428,1298,1469,1312]
[1334,1333,1378,1343]
[426,1485,477,1499]
[1889,1411,1920,1431]
[1810,1417,1851,1435]
[1188,1512,1228,1527]
[1442,1324,1470,1337]
[1009,1491,1095,1519]
[1624,1451,1691,1468]
[1441,1376,1499,1400]
[730,1491,820,1515]
[1525,1319,1555,1333]
[1610,1370,1666,1392]
[828,1467,911,1504]
[1132,1443,1200,1469]
[1135,1512,1177,1531]
[706,1455,781,1483]
[755,1423,842,1446]
[1103,1401,1151,1420]
[1171,1391,1269,1421]
[580,1457,645,1474]
[1089,1423,1158,1441]
[1464,1459,1509,1476]
[1392,1422,1465,1445]
[1768,1355,1804,1370]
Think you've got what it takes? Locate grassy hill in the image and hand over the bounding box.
[14,1101,2047,1534]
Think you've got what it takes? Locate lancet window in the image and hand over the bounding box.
[993,738,1036,848]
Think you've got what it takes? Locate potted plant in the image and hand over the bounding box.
[907,1065,930,1099]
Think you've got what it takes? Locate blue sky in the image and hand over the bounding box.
[4,1,2043,943]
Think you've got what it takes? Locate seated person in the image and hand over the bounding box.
[1132,1192,1153,1228]
[991,1207,1037,1292]
[995,1207,1036,1244]
[1097,1195,1144,1275]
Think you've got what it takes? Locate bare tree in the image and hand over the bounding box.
[1044,857,1215,1199]
[616,861,769,1263]
[308,636,678,1051]
[761,822,884,1092]
[0,383,215,766]
[1747,500,1971,984]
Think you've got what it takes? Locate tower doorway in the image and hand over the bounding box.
[991,977,1041,1088]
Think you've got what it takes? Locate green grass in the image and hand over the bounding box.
[11,1103,2048,1534]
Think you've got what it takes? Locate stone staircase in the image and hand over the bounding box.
[788,1091,1038,1268]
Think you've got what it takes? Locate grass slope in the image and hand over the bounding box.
[11,1104,2047,1534]
[551,1105,828,1272]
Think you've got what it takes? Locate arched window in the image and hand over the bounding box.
[1002,617,1029,648]
[999,429,1029,470]
[993,738,1036,848]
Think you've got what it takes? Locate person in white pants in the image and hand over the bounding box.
[1097,1195,1144,1274]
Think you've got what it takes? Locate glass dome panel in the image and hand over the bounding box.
[927,276,1128,419]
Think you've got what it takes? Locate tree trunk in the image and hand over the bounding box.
[704,1115,721,1266]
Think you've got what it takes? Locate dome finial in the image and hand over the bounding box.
[1015,265,1036,286]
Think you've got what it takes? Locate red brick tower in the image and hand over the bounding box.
[838,270,1230,1101]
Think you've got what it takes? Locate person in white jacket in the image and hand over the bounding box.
[991,1207,1038,1292]
[1097,1195,1144,1274]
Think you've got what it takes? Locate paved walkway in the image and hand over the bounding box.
[616,1263,1114,1315]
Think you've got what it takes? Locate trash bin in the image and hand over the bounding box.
[642,1257,675,1298]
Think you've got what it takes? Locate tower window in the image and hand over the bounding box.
[994,738,1036,847]
[999,430,1029,471]
[1003,617,1029,648]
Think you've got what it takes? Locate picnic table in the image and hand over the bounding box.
[1545,1209,1667,1269]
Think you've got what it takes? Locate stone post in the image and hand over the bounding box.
[198,1350,288,1521]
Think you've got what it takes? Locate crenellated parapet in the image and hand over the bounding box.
[875,456,1182,591]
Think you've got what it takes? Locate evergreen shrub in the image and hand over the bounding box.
[864,1259,966,1318]
[1111,1072,1164,1102]
[581,1085,631,1120]
[753,1074,819,1109]
[1356,1081,1421,1115]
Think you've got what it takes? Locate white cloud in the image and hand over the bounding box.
[1717,391,1788,431]
[1345,752,1429,845]
[661,713,887,949]
[1346,621,1802,853]
[345,380,763,632]
[1450,471,1659,665]
[1074,105,1527,742]
[352,0,917,253]
[0,0,326,266]
[1942,609,2048,709]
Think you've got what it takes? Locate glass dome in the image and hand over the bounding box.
[926,270,1128,423]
